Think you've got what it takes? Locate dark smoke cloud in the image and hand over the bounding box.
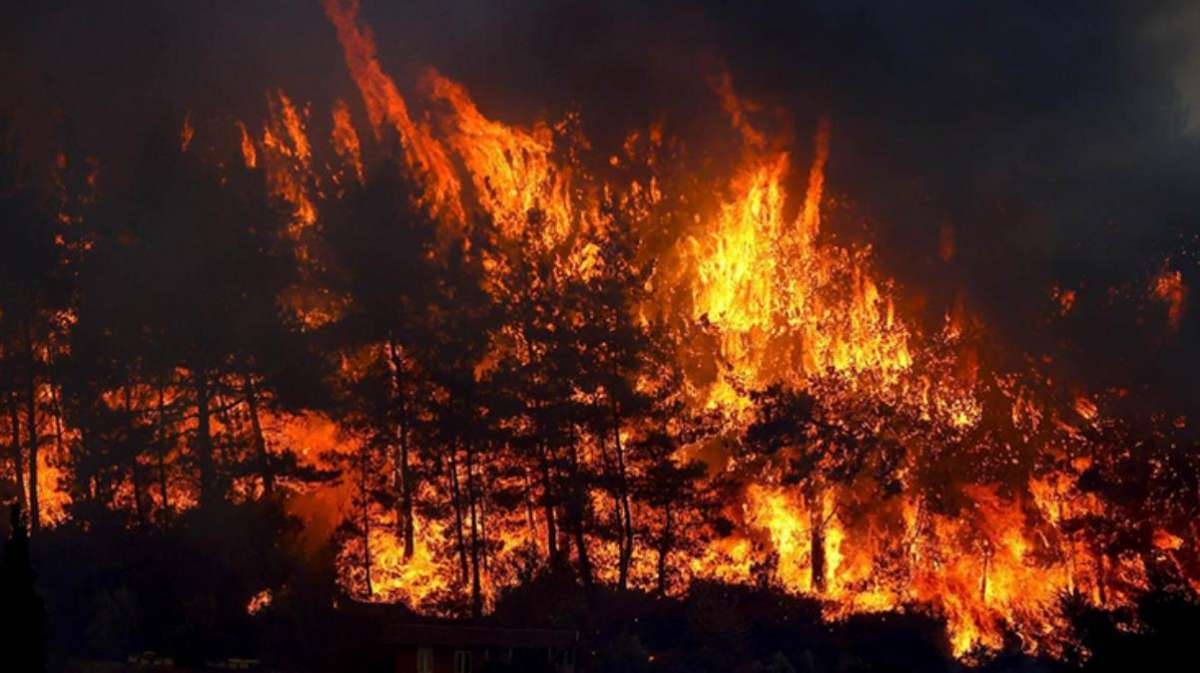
[4,0,1199,413]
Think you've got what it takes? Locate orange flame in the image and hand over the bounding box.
[322,0,464,222]
[1152,263,1186,330]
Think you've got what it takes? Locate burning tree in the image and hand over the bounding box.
[0,115,78,537]
[741,381,907,595]
[61,122,324,520]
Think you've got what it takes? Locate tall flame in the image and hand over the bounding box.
[687,84,908,409]
[322,0,464,222]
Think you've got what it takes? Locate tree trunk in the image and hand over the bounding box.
[566,442,593,589]
[359,445,373,597]
[7,392,25,515]
[538,447,559,563]
[657,503,673,596]
[447,443,470,585]
[807,494,826,595]
[386,341,414,559]
[478,471,490,575]
[522,466,538,549]
[979,541,992,603]
[610,400,634,591]
[214,391,238,469]
[398,429,414,559]
[125,386,149,525]
[466,443,483,619]
[79,426,97,503]
[242,372,273,498]
[156,380,171,518]
[810,524,827,595]
[572,510,593,589]
[48,373,67,492]
[25,325,40,537]
[194,369,216,507]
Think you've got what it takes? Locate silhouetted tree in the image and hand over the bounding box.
[634,423,710,595]
[744,381,905,594]
[319,155,442,561]
[0,504,46,672]
[0,115,76,537]
[63,122,307,516]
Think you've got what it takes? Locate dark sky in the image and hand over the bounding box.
[4,0,1199,414]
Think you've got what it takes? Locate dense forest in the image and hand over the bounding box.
[4,1,1200,672]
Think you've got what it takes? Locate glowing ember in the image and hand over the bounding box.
[1152,263,1186,330]
[247,589,273,615]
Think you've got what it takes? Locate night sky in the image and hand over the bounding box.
[4,0,1199,415]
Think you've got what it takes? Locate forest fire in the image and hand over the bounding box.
[310,0,1166,656]
[2,2,1199,672]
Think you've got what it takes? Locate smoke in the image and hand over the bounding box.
[1145,1,1200,132]
[4,0,1199,411]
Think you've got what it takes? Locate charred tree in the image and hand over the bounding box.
[23,322,39,536]
[5,392,23,514]
[386,340,415,559]
[0,504,45,673]
[193,369,217,508]
[242,372,273,498]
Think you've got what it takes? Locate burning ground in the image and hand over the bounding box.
[2,1,1200,670]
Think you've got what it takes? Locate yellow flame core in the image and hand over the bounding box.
[688,111,909,408]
